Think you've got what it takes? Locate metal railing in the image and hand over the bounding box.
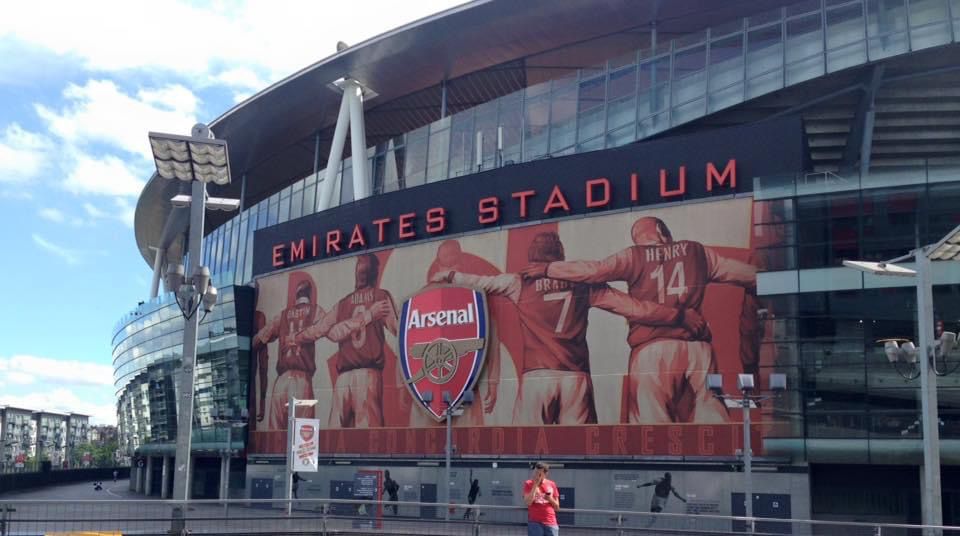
[1,498,959,536]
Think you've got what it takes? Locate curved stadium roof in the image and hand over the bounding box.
[134,0,809,266]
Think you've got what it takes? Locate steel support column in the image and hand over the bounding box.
[346,80,371,201]
[145,456,154,496]
[149,247,165,299]
[841,64,884,173]
[316,89,351,211]
[161,455,171,499]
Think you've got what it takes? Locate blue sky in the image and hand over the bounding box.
[0,0,462,423]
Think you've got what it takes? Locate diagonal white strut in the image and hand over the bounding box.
[317,79,371,211]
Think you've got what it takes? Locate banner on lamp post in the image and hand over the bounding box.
[292,418,319,472]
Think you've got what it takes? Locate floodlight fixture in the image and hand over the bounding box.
[201,286,218,313]
[149,124,231,185]
[769,373,787,393]
[165,263,185,292]
[707,374,723,394]
[941,332,957,355]
[842,260,916,277]
[737,373,755,393]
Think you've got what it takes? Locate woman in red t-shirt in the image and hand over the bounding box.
[523,462,560,535]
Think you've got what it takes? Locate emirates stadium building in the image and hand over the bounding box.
[115,0,960,525]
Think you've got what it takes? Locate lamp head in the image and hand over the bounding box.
[462,391,475,406]
[737,373,755,393]
[940,331,957,356]
[901,341,919,364]
[165,263,185,293]
[884,341,901,363]
[202,286,218,313]
[707,374,723,395]
[421,391,434,404]
[442,391,452,404]
[192,265,211,297]
[769,373,787,393]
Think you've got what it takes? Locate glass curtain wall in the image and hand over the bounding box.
[191,0,958,290]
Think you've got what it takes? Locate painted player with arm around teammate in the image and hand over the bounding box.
[432,231,706,425]
[521,217,756,424]
[252,278,377,429]
[326,253,399,428]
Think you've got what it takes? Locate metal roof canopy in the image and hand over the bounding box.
[135,0,800,265]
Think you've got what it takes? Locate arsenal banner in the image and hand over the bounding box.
[249,195,790,458]
[292,418,319,472]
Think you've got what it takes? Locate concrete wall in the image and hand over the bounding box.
[0,467,130,496]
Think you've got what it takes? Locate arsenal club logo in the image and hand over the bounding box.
[399,286,489,421]
[300,424,315,441]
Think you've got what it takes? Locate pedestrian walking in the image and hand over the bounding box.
[523,462,559,536]
[383,470,400,515]
[113,469,118,482]
[292,472,307,499]
[463,478,481,519]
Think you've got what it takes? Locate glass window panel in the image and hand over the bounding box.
[523,93,550,161]
[606,95,636,131]
[578,76,606,114]
[909,0,952,49]
[290,186,303,220]
[786,12,824,62]
[228,219,240,273]
[637,59,668,116]
[708,34,744,98]
[576,136,604,153]
[866,0,909,59]
[498,93,523,166]
[826,3,867,71]
[426,121,450,182]
[746,25,784,80]
[448,109,475,178]
[605,123,635,148]
[404,126,428,187]
[302,175,316,216]
[578,105,606,143]
[549,85,577,153]
[386,146,405,192]
[609,65,638,101]
[474,100,498,171]
[277,193,290,223]
[340,160,354,203]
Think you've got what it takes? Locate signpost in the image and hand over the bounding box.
[286,396,318,515]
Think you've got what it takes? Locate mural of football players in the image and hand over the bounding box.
[253,274,375,430]
[433,231,704,425]
[325,253,399,428]
[523,217,756,424]
[410,239,501,427]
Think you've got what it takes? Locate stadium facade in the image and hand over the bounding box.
[116,0,960,523]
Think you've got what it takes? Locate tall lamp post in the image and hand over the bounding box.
[707,372,786,533]
[149,123,238,502]
[843,223,960,530]
[421,390,474,522]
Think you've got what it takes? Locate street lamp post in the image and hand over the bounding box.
[148,124,238,503]
[707,372,786,533]
[422,390,473,522]
[843,223,960,529]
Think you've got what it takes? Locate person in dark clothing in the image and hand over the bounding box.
[464,479,481,519]
[292,472,307,499]
[638,472,686,513]
[383,470,400,515]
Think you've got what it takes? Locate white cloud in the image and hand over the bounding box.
[38,207,65,223]
[0,1,466,86]
[0,355,113,387]
[31,233,81,265]
[0,123,51,182]
[63,153,145,197]
[37,79,198,161]
[83,198,135,228]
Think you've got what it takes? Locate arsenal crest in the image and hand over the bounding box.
[399,286,489,421]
